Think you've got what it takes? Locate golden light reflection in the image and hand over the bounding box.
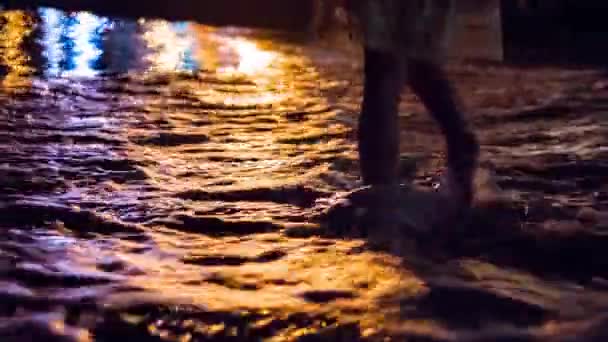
[220,92,285,106]
[220,38,277,76]
[0,10,36,87]
[214,34,288,104]
[185,27,290,106]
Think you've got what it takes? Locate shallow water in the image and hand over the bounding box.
[1,6,608,342]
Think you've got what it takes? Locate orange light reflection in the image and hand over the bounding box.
[0,10,36,88]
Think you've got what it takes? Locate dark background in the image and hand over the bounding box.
[0,0,316,31]
[502,0,608,65]
[2,0,608,65]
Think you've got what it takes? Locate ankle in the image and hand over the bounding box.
[447,132,479,167]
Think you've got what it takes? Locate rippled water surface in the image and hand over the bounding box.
[2,6,608,341]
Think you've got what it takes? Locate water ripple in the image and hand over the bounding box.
[1,5,608,342]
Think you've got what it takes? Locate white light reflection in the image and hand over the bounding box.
[65,12,108,77]
[141,20,199,73]
[39,8,109,77]
[38,8,65,77]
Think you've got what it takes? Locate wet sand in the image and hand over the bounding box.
[1,6,608,342]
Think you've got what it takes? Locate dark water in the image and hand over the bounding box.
[1,6,608,342]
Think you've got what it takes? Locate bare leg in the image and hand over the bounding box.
[358,48,405,186]
[407,58,479,206]
[324,53,474,240]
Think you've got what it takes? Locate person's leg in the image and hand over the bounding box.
[406,58,479,206]
[358,47,405,186]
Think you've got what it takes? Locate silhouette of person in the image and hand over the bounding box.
[342,0,480,228]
